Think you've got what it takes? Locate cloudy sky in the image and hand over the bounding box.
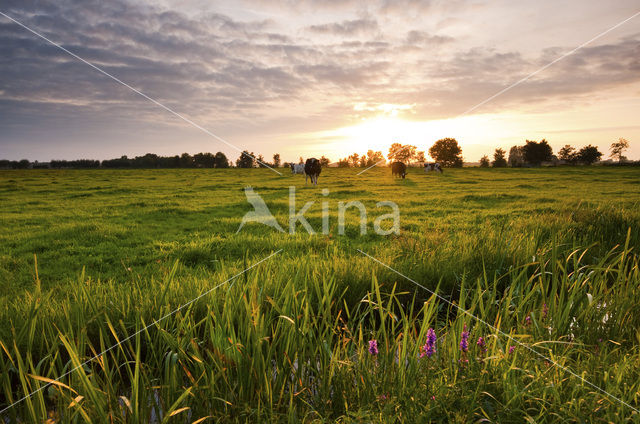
[0,0,639,163]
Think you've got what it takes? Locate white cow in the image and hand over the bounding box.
[424,163,443,173]
[290,163,305,175]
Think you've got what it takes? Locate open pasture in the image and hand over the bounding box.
[1,166,640,422]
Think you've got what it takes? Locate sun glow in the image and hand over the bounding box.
[311,111,524,162]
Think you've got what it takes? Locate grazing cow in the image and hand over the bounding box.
[291,163,305,175]
[391,161,407,179]
[304,158,321,185]
[424,162,443,173]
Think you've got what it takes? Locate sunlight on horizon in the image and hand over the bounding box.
[311,112,516,161]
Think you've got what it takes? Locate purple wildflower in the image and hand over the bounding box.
[476,336,486,353]
[508,346,516,354]
[459,324,469,352]
[524,315,531,326]
[368,339,379,355]
[420,328,437,358]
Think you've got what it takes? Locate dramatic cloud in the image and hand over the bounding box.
[0,0,639,160]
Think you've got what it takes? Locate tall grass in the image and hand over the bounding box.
[1,238,639,422]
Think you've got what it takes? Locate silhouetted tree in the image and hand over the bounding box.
[522,139,553,166]
[492,148,507,167]
[479,155,490,167]
[557,145,577,164]
[102,155,131,168]
[577,145,602,164]
[236,151,256,168]
[319,156,331,167]
[610,138,629,162]
[214,152,229,168]
[180,153,194,168]
[272,153,281,168]
[194,152,216,168]
[257,154,268,168]
[388,142,417,163]
[428,138,463,167]
[508,146,525,167]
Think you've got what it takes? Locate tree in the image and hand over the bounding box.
[348,153,360,167]
[388,142,417,163]
[610,138,629,162]
[337,158,350,167]
[273,153,281,168]
[194,152,215,168]
[479,155,490,168]
[522,139,553,166]
[577,145,602,165]
[257,154,269,168]
[236,151,256,168]
[356,150,385,167]
[214,152,229,168]
[180,153,194,168]
[492,148,507,167]
[319,156,331,167]
[558,145,577,164]
[428,138,463,167]
[508,146,525,167]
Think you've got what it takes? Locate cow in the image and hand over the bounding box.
[304,158,321,185]
[290,163,305,175]
[391,161,407,179]
[424,162,443,173]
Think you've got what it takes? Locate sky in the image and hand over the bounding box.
[0,0,639,163]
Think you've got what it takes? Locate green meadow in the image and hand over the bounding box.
[1,166,640,422]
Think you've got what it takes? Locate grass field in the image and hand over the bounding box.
[1,166,640,422]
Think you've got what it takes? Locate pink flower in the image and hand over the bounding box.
[459,324,469,352]
[476,336,486,353]
[368,339,379,355]
[420,328,437,358]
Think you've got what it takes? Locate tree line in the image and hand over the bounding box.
[479,138,631,168]
[0,152,232,169]
[0,138,631,170]
[335,138,465,168]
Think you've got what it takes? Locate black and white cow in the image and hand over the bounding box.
[290,163,305,175]
[424,162,443,173]
[391,161,407,179]
[304,158,321,185]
